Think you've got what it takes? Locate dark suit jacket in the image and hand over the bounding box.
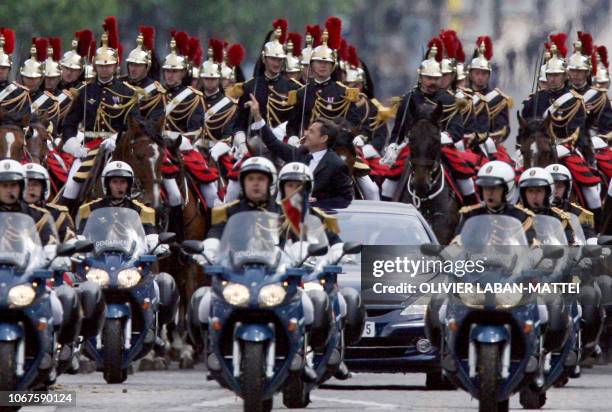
[258,124,354,209]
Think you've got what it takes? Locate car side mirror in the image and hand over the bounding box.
[159,232,177,244]
[182,240,204,254]
[343,242,362,255]
[598,236,612,246]
[420,243,443,257]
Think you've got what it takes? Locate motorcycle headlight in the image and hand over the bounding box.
[117,268,141,288]
[458,291,486,308]
[495,291,523,308]
[303,281,324,292]
[8,284,36,307]
[86,268,110,287]
[259,283,287,307]
[222,283,250,306]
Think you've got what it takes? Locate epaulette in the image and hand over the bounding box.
[515,203,536,217]
[372,98,395,123]
[494,88,513,108]
[287,89,297,106]
[459,203,483,214]
[188,86,203,96]
[132,200,156,225]
[211,200,240,225]
[225,83,243,99]
[78,198,103,219]
[312,207,340,234]
[570,202,594,227]
[551,206,570,220]
[340,83,359,102]
[67,88,80,99]
[45,203,69,213]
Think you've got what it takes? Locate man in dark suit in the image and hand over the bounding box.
[245,93,353,209]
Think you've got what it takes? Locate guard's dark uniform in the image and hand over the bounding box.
[390,87,463,144]
[29,88,61,130]
[0,80,30,123]
[0,201,58,246]
[77,197,156,235]
[557,199,596,239]
[129,76,165,121]
[475,86,512,141]
[518,204,577,245]
[571,83,612,138]
[287,78,363,137]
[43,203,76,243]
[47,86,78,137]
[163,84,204,136]
[62,77,138,141]
[236,74,299,135]
[208,198,280,239]
[352,94,390,152]
[456,203,536,243]
[202,89,238,142]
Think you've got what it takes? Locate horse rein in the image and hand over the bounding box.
[406,160,446,208]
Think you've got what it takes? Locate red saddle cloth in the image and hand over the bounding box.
[46,150,74,185]
[595,148,612,182]
[491,145,515,168]
[561,152,601,186]
[161,149,219,183]
[385,145,479,180]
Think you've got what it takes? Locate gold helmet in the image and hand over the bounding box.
[285,32,302,74]
[311,16,342,64]
[200,40,221,79]
[469,36,492,71]
[262,19,288,59]
[418,40,442,78]
[94,33,119,65]
[594,45,610,84]
[84,63,96,80]
[0,28,15,69]
[20,40,45,79]
[345,44,364,83]
[456,63,466,80]
[61,30,88,70]
[300,26,317,66]
[567,31,592,71]
[43,37,61,77]
[545,34,568,74]
[162,30,189,70]
[126,34,150,66]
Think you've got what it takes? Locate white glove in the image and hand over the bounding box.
[179,136,194,151]
[146,234,160,253]
[50,256,72,272]
[440,131,453,145]
[482,137,497,154]
[232,132,249,159]
[381,143,400,166]
[44,244,57,265]
[210,141,231,162]
[362,144,379,159]
[272,121,288,141]
[454,140,466,151]
[63,137,87,158]
[101,134,118,152]
[287,135,300,147]
[353,135,366,147]
[155,244,170,257]
[203,238,221,263]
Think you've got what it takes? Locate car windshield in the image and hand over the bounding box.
[336,212,432,246]
[0,213,46,272]
[219,211,281,269]
[81,208,147,257]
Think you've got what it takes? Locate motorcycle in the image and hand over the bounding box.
[75,207,176,384]
[422,215,552,412]
[182,211,328,412]
[0,213,90,391]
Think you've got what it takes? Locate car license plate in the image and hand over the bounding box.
[362,321,375,337]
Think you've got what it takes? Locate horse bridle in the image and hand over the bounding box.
[406,158,445,209]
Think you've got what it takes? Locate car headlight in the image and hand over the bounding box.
[400,304,427,316]
[259,283,287,307]
[303,281,324,292]
[8,284,36,307]
[117,268,141,288]
[86,268,110,287]
[495,291,523,308]
[222,283,250,306]
[458,291,485,308]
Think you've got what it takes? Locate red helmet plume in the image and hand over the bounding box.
[272,18,288,44]
[475,36,493,60]
[324,16,342,50]
[227,43,245,67]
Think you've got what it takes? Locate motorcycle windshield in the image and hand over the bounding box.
[219,211,281,270]
[81,208,147,257]
[567,213,586,245]
[0,213,45,272]
[533,215,568,246]
[280,214,330,268]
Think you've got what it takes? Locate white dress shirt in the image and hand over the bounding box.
[308,149,327,172]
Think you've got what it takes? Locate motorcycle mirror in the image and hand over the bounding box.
[74,240,94,254]
[542,245,564,260]
[582,244,602,258]
[597,236,612,246]
[56,242,76,257]
[182,240,204,254]
[343,242,362,255]
[420,243,443,257]
[159,232,177,244]
[308,244,328,257]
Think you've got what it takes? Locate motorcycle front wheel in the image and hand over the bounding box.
[241,341,272,412]
[103,319,128,384]
[0,341,17,391]
[478,343,508,412]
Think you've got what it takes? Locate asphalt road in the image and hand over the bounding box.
[21,362,612,411]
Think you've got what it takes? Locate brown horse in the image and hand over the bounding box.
[0,109,27,160]
[159,137,209,368]
[517,117,558,169]
[393,105,460,244]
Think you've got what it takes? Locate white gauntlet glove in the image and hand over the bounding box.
[353,135,366,147]
[63,136,87,158]
[179,136,194,151]
[381,143,400,165]
[101,134,118,152]
[210,141,231,162]
[287,135,300,147]
[203,238,221,263]
[272,121,287,141]
[232,132,249,159]
[146,234,160,253]
[361,144,379,159]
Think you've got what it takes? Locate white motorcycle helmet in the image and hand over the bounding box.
[24,163,51,201]
[519,167,555,210]
[0,159,27,200]
[475,160,517,203]
[239,156,277,197]
[278,162,314,199]
[101,161,135,196]
[544,163,572,203]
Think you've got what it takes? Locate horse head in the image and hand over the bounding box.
[517,115,556,168]
[25,114,52,164]
[332,118,357,176]
[408,103,443,197]
[0,109,27,160]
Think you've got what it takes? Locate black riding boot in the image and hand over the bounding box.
[592,207,603,234]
